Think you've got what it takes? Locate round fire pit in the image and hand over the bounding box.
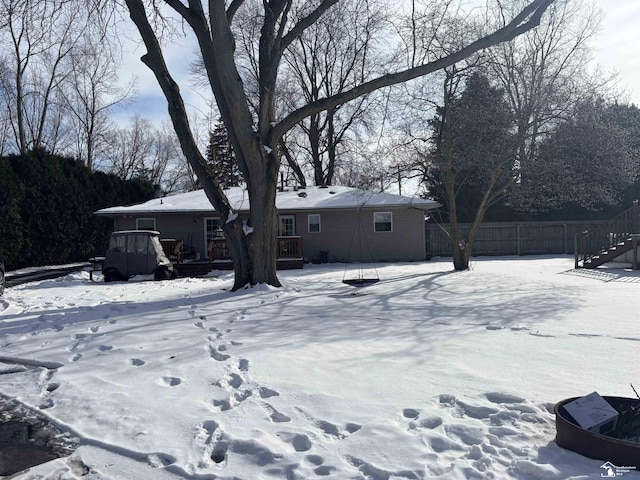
[555,396,640,468]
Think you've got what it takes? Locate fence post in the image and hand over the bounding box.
[574,233,579,269]
[634,200,639,233]
[564,224,568,254]
[517,224,521,256]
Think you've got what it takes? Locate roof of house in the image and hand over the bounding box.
[95,185,439,216]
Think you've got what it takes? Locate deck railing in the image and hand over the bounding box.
[208,236,302,262]
[277,236,302,258]
[575,200,640,268]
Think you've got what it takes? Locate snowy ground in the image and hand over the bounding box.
[1,256,639,479]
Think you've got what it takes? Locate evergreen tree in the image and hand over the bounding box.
[0,150,153,269]
[425,72,516,270]
[206,120,240,189]
[512,99,640,212]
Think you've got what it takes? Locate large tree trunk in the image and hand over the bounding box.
[124,0,555,290]
[125,0,284,291]
[224,142,281,289]
[245,173,280,287]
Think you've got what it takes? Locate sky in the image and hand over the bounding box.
[113,0,640,130]
[2,256,640,478]
[593,1,640,104]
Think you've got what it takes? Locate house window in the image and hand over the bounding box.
[308,214,321,233]
[279,215,296,236]
[136,218,156,230]
[205,217,222,243]
[374,212,392,232]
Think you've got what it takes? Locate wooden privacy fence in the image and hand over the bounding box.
[426,220,610,257]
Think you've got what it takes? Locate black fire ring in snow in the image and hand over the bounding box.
[555,396,640,469]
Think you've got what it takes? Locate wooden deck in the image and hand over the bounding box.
[174,236,304,277]
[208,236,303,271]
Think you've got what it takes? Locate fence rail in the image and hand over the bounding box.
[426,220,611,257]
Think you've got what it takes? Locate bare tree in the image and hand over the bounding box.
[280,0,387,186]
[0,0,90,153]
[485,0,606,209]
[120,0,555,290]
[62,28,135,170]
[105,115,154,180]
[105,116,186,190]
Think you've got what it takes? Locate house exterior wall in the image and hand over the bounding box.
[108,207,427,263]
[112,213,213,260]
[289,207,426,263]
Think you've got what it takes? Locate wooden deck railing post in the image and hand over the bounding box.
[633,199,639,233]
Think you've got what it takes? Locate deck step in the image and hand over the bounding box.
[583,238,635,269]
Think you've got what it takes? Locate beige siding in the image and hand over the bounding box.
[294,207,426,263]
[108,207,427,263]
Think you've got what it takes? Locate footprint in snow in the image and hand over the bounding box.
[160,376,182,387]
[45,383,60,392]
[315,420,342,437]
[403,408,420,419]
[212,399,232,411]
[402,406,444,432]
[270,411,291,423]
[259,387,279,399]
[295,408,361,438]
[130,358,145,366]
[264,404,291,423]
[234,390,252,403]
[305,455,335,477]
[279,432,312,452]
[225,373,243,389]
[209,345,230,362]
[484,392,525,404]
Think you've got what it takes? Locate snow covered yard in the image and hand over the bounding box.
[1,256,639,479]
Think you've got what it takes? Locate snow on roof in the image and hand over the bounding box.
[95,185,440,215]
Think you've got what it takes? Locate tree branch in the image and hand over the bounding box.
[226,0,244,24]
[281,0,340,51]
[273,0,555,142]
[163,0,191,19]
[124,0,233,217]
